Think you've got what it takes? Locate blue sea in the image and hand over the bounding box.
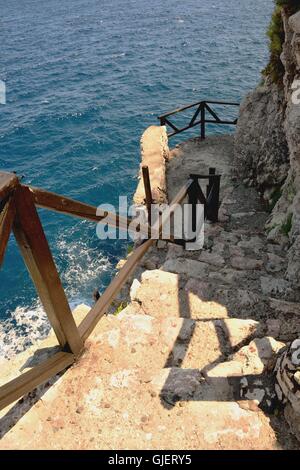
[0,0,273,355]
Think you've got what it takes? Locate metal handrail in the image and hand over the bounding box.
[158,99,240,139]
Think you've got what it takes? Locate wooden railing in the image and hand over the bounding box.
[0,170,193,410]
[0,164,222,410]
[158,100,239,138]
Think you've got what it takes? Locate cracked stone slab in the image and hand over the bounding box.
[261,276,292,296]
[265,253,286,273]
[162,258,209,279]
[198,251,225,267]
[269,298,300,316]
[231,256,263,270]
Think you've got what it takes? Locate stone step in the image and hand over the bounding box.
[269,298,300,316]
[90,306,270,371]
[167,318,263,370]
[0,357,281,450]
[133,269,272,321]
[148,367,280,449]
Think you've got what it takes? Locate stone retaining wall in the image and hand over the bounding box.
[133,125,169,205]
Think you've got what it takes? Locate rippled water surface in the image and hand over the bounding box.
[0,0,273,355]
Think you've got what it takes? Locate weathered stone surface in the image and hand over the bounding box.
[218,206,230,223]
[260,276,291,296]
[269,298,300,316]
[231,256,263,271]
[134,269,185,317]
[229,246,244,257]
[134,125,168,205]
[219,231,239,244]
[151,367,232,403]
[130,278,141,301]
[289,10,300,34]
[214,318,260,349]
[184,279,229,319]
[265,253,285,273]
[231,211,255,219]
[234,83,289,193]
[238,236,264,252]
[176,319,261,370]
[211,241,225,255]
[284,404,300,443]
[275,339,300,413]
[232,337,285,375]
[206,361,243,378]
[234,8,300,293]
[187,400,277,449]
[2,125,299,449]
[162,258,209,279]
[198,250,225,267]
[286,235,300,287]
[165,244,184,260]
[208,268,249,285]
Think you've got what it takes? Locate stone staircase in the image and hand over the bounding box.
[0,135,299,449]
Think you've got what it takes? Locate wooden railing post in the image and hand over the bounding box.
[0,195,16,267]
[13,185,83,356]
[142,165,153,229]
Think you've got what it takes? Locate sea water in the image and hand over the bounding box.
[0,0,274,356]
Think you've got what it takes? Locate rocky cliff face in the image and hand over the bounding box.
[234,81,289,195]
[235,10,300,287]
[234,7,300,441]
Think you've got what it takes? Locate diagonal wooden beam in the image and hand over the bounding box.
[13,186,83,356]
[25,185,155,240]
[78,180,192,341]
[0,351,74,411]
[26,185,131,229]
[0,195,16,266]
[0,172,18,200]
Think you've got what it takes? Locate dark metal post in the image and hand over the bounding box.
[142,166,153,230]
[206,167,216,199]
[188,177,200,236]
[160,117,166,126]
[200,102,205,139]
[208,174,220,223]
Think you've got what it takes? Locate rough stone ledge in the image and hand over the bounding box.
[134,125,169,205]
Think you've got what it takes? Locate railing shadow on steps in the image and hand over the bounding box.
[158,100,239,139]
[0,170,291,446]
[0,166,221,413]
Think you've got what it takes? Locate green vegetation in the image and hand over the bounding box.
[286,179,296,202]
[281,212,293,235]
[127,244,134,255]
[263,4,286,83]
[114,302,127,315]
[276,0,300,8]
[263,0,300,84]
[268,186,282,211]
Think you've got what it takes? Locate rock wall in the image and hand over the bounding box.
[235,7,300,442]
[234,10,300,287]
[234,81,289,194]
